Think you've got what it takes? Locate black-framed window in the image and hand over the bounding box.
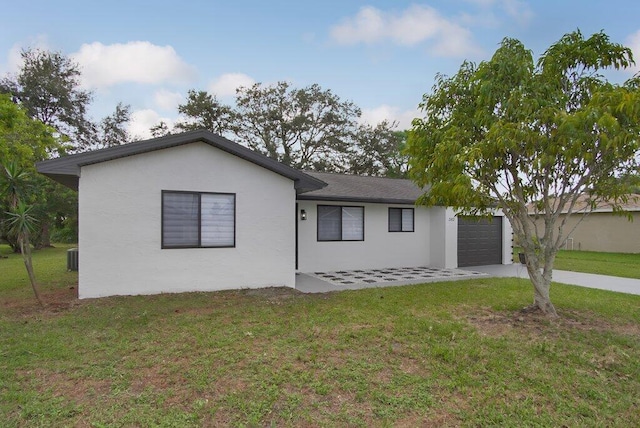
[162,191,235,248]
[317,205,364,241]
[389,208,414,232]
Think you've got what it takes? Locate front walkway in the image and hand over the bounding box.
[296,264,640,295]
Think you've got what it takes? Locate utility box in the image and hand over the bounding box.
[67,248,79,271]
[518,252,526,264]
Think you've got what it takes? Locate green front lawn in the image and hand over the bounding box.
[513,247,640,279]
[0,243,79,301]
[554,250,640,279]
[1,246,639,427]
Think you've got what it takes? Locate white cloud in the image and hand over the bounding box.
[154,89,183,111]
[3,44,24,75]
[461,0,532,27]
[457,11,500,29]
[329,5,481,57]
[208,73,255,97]
[1,36,50,74]
[501,0,533,26]
[331,6,387,45]
[627,30,640,73]
[128,109,175,140]
[430,21,481,57]
[71,41,196,89]
[359,105,420,130]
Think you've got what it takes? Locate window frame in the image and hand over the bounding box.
[317,204,365,242]
[388,207,415,233]
[161,190,236,249]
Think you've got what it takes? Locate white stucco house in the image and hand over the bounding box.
[37,130,512,299]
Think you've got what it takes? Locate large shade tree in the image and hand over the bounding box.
[234,81,361,171]
[350,123,408,178]
[149,83,409,176]
[174,89,235,135]
[95,102,132,149]
[407,30,640,316]
[1,48,132,151]
[0,49,95,150]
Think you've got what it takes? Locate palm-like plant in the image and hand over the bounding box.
[5,202,43,306]
[1,162,30,209]
[1,161,43,306]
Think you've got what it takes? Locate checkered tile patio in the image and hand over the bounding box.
[308,266,485,287]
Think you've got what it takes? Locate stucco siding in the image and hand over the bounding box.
[537,212,640,253]
[296,201,431,272]
[429,207,458,268]
[78,142,295,298]
[501,215,514,264]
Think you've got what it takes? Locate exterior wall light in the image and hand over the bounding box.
[300,209,307,221]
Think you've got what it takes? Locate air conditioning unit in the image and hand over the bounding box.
[67,248,79,271]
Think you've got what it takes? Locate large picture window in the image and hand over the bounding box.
[389,208,414,232]
[162,191,235,248]
[317,205,364,241]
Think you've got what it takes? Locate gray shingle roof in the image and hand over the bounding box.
[298,171,426,204]
[36,130,326,193]
[36,130,428,203]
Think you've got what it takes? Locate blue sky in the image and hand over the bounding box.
[1,0,639,138]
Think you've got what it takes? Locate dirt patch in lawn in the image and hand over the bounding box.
[1,284,79,317]
[2,286,311,319]
[462,306,640,338]
[18,368,111,406]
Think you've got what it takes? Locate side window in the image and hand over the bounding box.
[389,208,414,232]
[162,191,235,248]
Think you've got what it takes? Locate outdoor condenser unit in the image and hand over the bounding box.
[67,248,79,271]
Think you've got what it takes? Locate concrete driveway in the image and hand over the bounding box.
[471,264,640,295]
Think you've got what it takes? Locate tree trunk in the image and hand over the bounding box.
[525,259,558,317]
[36,221,52,249]
[19,234,44,307]
[4,234,21,253]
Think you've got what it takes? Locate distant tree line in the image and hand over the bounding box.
[152,82,409,177]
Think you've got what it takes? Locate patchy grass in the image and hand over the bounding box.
[1,246,639,427]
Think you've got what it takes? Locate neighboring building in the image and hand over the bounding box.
[529,195,640,253]
[37,130,513,299]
